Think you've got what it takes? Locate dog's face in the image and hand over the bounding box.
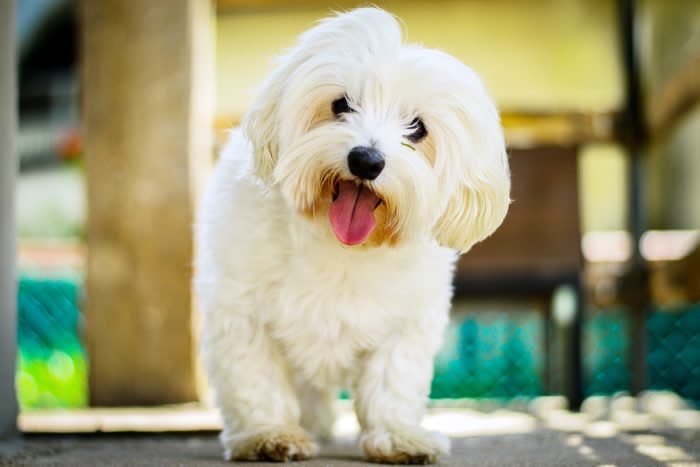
[243,8,510,252]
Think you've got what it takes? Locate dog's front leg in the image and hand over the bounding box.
[354,330,450,464]
[201,313,317,462]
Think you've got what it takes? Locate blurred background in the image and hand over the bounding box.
[7,0,700,415]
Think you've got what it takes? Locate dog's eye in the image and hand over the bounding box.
[332,96,353,116]
[407,117,427,142]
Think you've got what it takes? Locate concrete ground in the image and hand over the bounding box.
[2,393,700,466]
[1,430,700,466]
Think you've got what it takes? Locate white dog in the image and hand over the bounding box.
[195,7,510,464]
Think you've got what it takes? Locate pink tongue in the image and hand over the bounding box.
[329,181,380,245]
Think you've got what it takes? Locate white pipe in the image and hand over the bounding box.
[0,0,18,438]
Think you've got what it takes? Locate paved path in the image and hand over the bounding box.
[2,393,700,466]
[2,429,700,466]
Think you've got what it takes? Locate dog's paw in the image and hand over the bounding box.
[361,427,449,464]
[222,425,319,462]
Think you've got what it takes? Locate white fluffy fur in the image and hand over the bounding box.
[195,7,510,464]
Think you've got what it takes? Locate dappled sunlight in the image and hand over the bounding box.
[669,410,700,431]
[628,434,696,465]
[584,421,619,438]
[558,431,700,467]
[332,407,538,438]
[422,410,537,437]
[541,409,592,432]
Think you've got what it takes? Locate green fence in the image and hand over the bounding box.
[431,308,544,399]
[584,308,630,396]
[647,304,700,403]
[15,276,700,408]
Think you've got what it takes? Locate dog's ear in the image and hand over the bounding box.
[433,173,510,254]
[242,67,286,182]
[432,104,511,254]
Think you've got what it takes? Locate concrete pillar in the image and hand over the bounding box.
[0,0,18,437]
[80,0,214,405]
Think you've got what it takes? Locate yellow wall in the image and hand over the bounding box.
[215,0,623,118]
[579,144,628,232]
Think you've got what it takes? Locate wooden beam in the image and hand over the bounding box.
[501,111,615,148]
[216,0,340,11]
[0,0,18,438]
[647,49,700,139]
[80,0,214,405]
[584,230,700,307]
[649,243,700,307]
[215,111,617,151]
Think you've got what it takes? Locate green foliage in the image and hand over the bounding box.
[16,276,88,409]
[17,350,87,409]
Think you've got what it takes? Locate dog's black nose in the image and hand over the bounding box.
[347,146,385,180]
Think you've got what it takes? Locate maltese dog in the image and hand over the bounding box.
[195,7,510,464]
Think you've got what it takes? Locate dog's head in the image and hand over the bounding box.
[243,7,510,252]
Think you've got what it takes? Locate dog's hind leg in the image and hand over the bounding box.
[200,310,318,461]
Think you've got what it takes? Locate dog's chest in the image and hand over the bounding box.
[267,253,409,386]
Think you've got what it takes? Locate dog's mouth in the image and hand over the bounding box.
[329,180,383,246]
